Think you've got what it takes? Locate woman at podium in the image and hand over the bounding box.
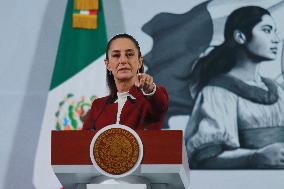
[83,33,169,130]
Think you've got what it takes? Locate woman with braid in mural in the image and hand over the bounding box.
[185,6,284,169]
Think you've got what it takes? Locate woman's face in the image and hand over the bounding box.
[105,38,142,82]
[246,14,280,61]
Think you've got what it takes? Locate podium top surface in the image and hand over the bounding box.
[51,130,183,165]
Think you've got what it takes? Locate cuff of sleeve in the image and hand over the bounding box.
[187,132,239,162]
[142,82,156,96]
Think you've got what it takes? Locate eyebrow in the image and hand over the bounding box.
[261,25,273,29]
[111,50,120,54]
[125,49,135,53]
[111,49,135,53]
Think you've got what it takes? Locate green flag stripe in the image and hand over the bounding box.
[50,0,107,90]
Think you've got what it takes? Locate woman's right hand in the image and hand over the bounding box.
[252,143,284,168]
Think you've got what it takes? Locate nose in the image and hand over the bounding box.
[272,32,281,44]
[119,54,127,64]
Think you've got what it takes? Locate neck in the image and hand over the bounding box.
[115,79,135,93]
[228,49,261,81]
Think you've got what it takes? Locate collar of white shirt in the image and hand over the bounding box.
[114,91,136,103]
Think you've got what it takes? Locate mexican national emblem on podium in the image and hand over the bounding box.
[90,124,143,177]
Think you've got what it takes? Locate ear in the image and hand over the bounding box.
[233,30,246,44]
[104,59,111,71]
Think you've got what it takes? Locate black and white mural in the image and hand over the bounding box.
[142,0,284,169]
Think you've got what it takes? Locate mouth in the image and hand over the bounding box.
[270,47,278,54]
[118,68,131,72]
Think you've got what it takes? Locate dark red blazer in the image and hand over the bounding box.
[82,85,169,130]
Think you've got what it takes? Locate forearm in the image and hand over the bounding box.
[198,148,257,169]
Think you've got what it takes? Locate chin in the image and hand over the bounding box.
[252,53,276,62]
[117,75,133,81]
[262,55,277,61]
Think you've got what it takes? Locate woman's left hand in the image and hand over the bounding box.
[135,73,155,94]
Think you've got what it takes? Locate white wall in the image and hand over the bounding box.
[0,0,66,188]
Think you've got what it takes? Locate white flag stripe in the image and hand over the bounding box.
[33,55,107,189]
[80,10,90,15]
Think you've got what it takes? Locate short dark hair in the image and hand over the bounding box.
[105,33,144,95]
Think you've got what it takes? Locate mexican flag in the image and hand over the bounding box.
[33,0,109,188]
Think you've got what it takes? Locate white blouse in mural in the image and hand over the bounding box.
[185,74,284,162]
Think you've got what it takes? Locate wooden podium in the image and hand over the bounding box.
[51,130,190,189]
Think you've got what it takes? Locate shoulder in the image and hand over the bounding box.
[201,85,238,100]
[91,95,110,107]
[194,86,238,111]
